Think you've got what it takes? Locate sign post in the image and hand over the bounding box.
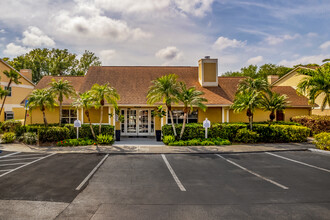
[74,120,82,139]
[203,118,211,139]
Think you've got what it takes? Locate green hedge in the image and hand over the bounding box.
[314,132,330,151]
[64,124,114,139]
[38,127,70,143]
[162,123,311,143]
[1,120,22,133]
[292,115,330,134]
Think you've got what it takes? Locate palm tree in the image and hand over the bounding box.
[322,59,330,63]
[237,77,270,94]
[90,83,119,134]
[231,90,261,130]
[49,79,76,126]
[72,92,96,139]
[177,82,207,139]
[297,63,330,111]
[259,92,289,122]
[0,69,21,116]
[28,88,56,126]
[147,74,180,137]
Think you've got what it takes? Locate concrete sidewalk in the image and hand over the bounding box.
[0,142,315,154]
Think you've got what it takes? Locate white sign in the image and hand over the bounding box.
[203,118,211,128]
[74,120,81,128]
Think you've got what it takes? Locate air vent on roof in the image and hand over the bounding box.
[204,56,210,59]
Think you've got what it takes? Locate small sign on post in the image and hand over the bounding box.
[74,120,82,139]
[203,118,211,139]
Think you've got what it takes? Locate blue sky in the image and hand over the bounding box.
[0,0,329,74]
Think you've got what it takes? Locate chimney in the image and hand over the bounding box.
[267,75,279,85]
[198,56,218,87]
[20,69,33,82]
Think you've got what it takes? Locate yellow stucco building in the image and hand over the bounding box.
[0,59,35,122]
[27,57,313,138]
[271,66,329,116]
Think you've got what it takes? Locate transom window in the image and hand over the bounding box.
[167,110,198,124]
[61,109,77,124]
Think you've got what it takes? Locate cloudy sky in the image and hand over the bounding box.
[0,0,329,74]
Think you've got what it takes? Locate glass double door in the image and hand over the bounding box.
[124,109,154,136]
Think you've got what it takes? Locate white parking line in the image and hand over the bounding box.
[0,169,12,172]
[0,152,21,159]
[161,154,186,192]
[0,157,45,162]
[266,152,330,173]
[75,154,109,191]
[7,153,47,158]
[216,154,289,190]
[0,163,27,166]
[0,153,55,178]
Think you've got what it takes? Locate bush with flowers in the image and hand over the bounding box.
[56,138,96,147]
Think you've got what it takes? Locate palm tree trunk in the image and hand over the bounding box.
[42,110,48,126]
[168,108,177,137]
[180,111,187,139]
[59,101,62,126]
[250,114,253,130]
[0,79,12,116]
[85,110,96,139]
[99,105,103,134]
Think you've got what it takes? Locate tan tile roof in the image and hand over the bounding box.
[80,66,232,105]
[218,76,310,107]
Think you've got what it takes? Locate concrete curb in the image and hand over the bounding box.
[308,148,330,155]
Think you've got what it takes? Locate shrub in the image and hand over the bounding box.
[38,127,70,143]
[167,137,231,146]
[1,120,22,133]
[314,132,330,151]
[56,138,96,147]
[1,132,16,143]
[234,128,259,143]
[20,132,38,145]
[163,135,175,145]
[292,115,330,134]
[65,124,115,139]
[96,134,114,145]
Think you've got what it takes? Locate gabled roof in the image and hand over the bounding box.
[0,59,35,86]
[271,66,314,86]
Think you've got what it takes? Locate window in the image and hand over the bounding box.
[61,109,77,124]
[5,111,14,120]
[167,110,198,124]
[5,86,11,97]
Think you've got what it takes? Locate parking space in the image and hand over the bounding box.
[0,151,106,203]
[57,151,330,219]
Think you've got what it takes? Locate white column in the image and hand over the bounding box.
[227,108,229,122]
[112,107,115,126]
[222,107,225,123]
[108,107,111,124]
[165,107,168,125]
[81,108,84,123]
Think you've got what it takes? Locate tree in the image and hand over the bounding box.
[237,77,270,94]
[231,90,261,130]
[72,92,96,139]
[176,82,207,139]
[147,74,180,137]
[90,83,119,134]
[6,49,101,83]
[49,79,76,126]
[259,92,289,122]
[223,64,292,78]
[297,63,330,111]
[28,89,56,126]
[323,59,330,63]
[0,69,21,117]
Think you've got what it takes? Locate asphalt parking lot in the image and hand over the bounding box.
[0,150,329,219]
[0,151,105,203]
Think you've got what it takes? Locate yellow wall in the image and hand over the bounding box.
[229,108,310,122]
[198,62,202,82]
[83,107,109,124]
[312,109,330,116]
[198,107,222,123]
[204,63,217,82]
[0,61,35,121]
[155,116,161,130]
[30,107,59,124]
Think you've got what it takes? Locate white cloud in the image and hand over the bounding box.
[174,0,214,17]
[0,29,5,34]
[52,11,151,44]
[99,49,116,65]
[307,32,318,38]
[3,43,30,56]
[247,55,263,65]
[213,36,246,51]
[22,26,55,47]
[156,46,182,60]
[320,41,330,50]
[278,54,330,67]
[265,34,300,45]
